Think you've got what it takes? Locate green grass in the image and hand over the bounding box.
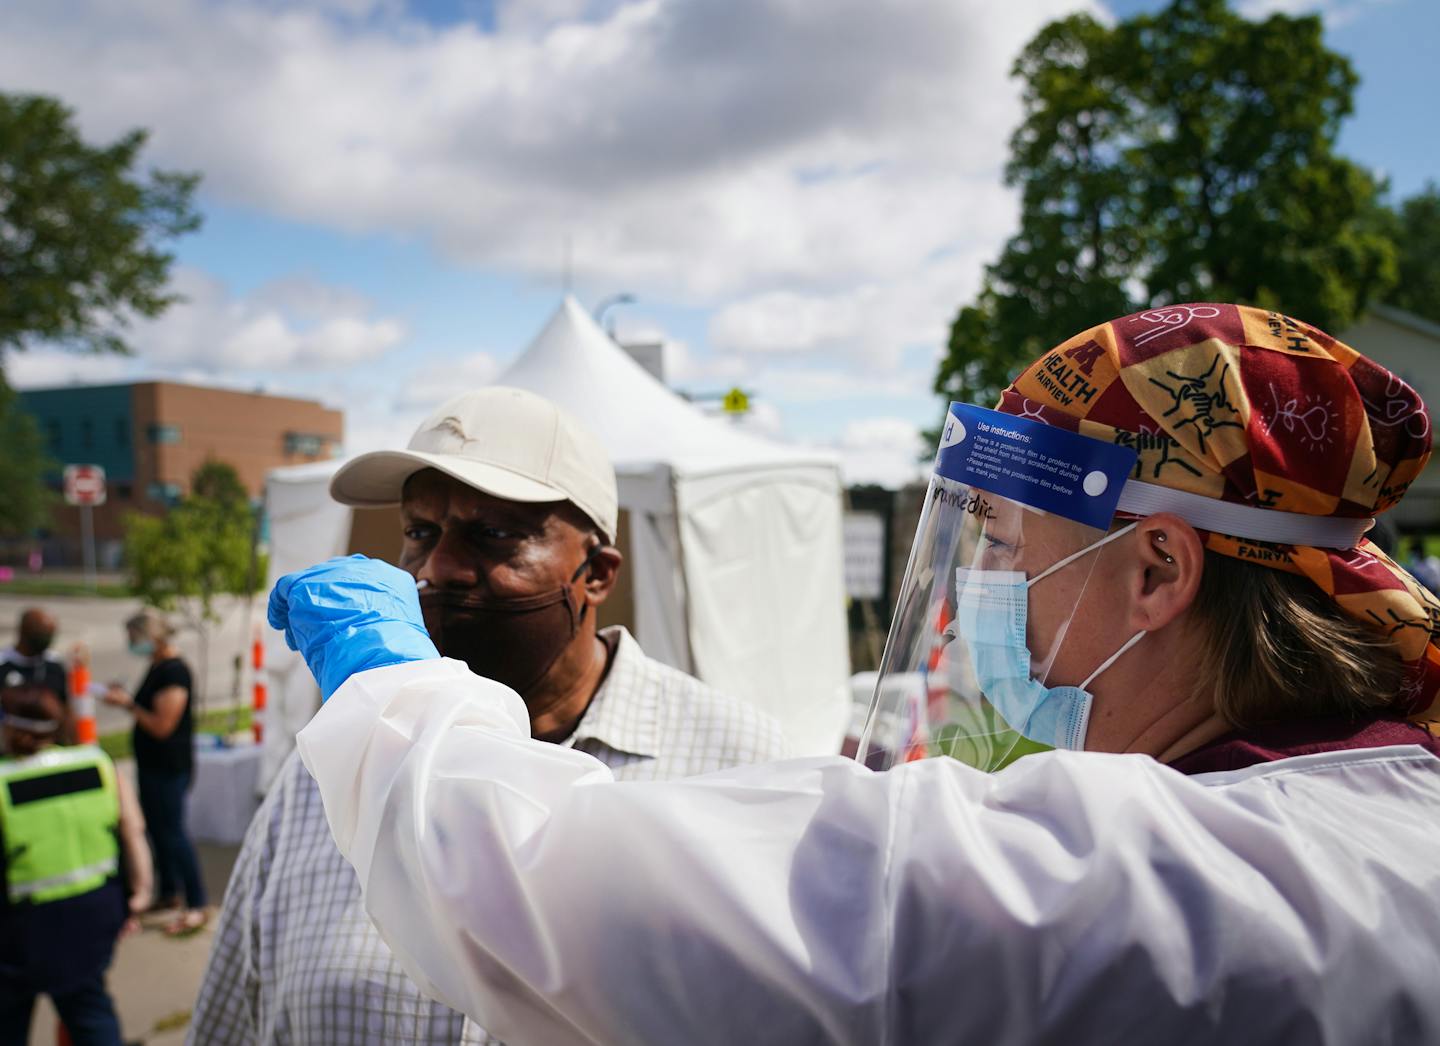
[98,705,254,761]
[0,577,134,599]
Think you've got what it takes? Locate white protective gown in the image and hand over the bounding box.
[297,659,1440,1045]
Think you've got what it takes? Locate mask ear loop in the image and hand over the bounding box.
[1078,629,1146,690]
[1026,521,1138,589]
[1024,521,1138,685]
[570,542,611,623]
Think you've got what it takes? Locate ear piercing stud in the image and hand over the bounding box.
[1154,533,1174,563]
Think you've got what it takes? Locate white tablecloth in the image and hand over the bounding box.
[186,743,263,845]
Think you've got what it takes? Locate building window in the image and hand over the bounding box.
[46,419,61,452]
[146,482,182,505]
[115,482,133,500]
[147,424,181,444]
[80,419,93,448]
[284,432,326,457]
[115,419,129,446]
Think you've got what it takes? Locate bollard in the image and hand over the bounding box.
[252,628,267,744]
[69,644,97,745]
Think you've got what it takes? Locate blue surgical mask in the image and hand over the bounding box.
[954,523,1143,751]
[129,639,155,658]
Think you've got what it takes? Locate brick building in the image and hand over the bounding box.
[17,381,343,567]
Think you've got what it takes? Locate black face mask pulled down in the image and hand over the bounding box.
[418,549,602,697]
[21,632,54,656]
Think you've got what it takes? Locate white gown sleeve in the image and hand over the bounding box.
[298,659,1440,1046]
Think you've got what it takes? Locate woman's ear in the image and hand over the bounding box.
[1128,514,1204,633]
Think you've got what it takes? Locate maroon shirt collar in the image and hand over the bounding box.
[1169,716,1440,776]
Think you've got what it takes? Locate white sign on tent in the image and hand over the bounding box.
[843,512,886,602]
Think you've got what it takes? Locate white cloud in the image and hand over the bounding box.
[747,363,936,405]
[707,247,988,370]
[690,395,786,439]
[343,408,427,457]
[0,0,1086,307]
[652,333,937,405]
[4,348,136,390]
[396,352,503,411]
[1234,0,1393,27]
[833,416,930,489]
[132,268,406,372]
[0,0,1110,462]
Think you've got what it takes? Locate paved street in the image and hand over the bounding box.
[0,591,259,736]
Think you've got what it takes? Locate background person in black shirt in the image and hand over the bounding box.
[0,608,73,746]
[102,608,207,935]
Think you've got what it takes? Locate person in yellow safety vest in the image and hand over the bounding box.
[0,685,151,1046]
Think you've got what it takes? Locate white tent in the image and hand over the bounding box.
[259,298,851,785]
[257,459,352,786]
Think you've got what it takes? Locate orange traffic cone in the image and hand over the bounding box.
[252,627,267,744]
[69,644,97,745]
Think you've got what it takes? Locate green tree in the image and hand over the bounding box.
[190,458,251,508]
[0,93,201,356]
[125,462,264,705]
[936,0,1396,408]
[1387,183,1440,324]
[0,374,51,536]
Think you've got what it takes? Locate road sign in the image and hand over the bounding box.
[63,464,107,507]
[721,387,750,415]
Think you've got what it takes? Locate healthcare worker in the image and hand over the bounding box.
[277,304,1440,1044]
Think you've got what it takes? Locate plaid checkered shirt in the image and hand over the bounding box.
[188,627,789,1045]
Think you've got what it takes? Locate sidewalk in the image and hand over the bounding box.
[26,842,239,1046]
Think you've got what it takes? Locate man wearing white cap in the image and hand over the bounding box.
[190,387,787,1045]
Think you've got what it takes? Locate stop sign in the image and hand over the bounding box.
[64,464,107,507]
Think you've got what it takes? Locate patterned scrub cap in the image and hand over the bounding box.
[997,303,1440,734]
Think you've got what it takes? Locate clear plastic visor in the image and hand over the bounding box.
[857,404,1137,772]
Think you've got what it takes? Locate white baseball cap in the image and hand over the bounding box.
[330,386,618,541]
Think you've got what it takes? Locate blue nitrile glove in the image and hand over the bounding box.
[268,555,439,701]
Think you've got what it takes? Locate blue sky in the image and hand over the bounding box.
[2,0,1435,486]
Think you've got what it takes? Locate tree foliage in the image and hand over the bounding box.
[125,462,263,622]
[125,462,263,703]
[1387,183,1440,325]
[936,0,1396,409]
[190,458,251,508]
[0,93,201,356]
[0,374,52,537]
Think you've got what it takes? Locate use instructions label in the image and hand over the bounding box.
[933,403,1137,530]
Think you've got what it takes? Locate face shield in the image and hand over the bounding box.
[858,403,1138,772]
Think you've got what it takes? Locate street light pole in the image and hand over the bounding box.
[594,293,636,338]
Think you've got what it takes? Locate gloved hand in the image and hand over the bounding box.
[268,555,439,701]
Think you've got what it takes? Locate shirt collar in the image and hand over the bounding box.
[565,626,660,759]
[0,647,52,668]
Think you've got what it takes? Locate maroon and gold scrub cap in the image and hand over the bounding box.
[997,303,1440,734]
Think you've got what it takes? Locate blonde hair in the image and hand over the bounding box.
[125,607,175,643]
[1190,551,1405,727]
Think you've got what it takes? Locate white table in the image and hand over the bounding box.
[186,742,263,845]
